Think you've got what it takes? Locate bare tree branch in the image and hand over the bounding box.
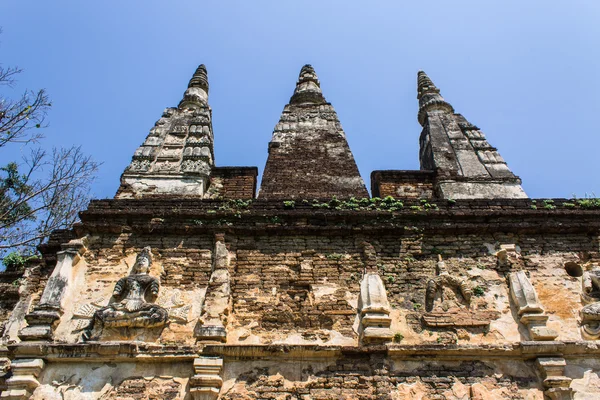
[0,53,99,256]
[0,146,99,252]
[0,83,50,147]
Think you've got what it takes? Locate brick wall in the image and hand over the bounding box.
[210,166,258,199]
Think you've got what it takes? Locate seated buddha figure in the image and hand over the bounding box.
[82,247,168,341]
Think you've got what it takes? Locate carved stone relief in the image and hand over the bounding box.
[195,234,231,342]
[181,159,210,174]
[423,256,499,328]
[80,247,168,341]
[496,244,520,267]
[580,266,600,339]
[163,134,186,145]
[357,273,393,344]
[154,160,179,172]
[127,159,151,172]
[73,289,191,333]
[19,238,87,341]
[508,270,558,341]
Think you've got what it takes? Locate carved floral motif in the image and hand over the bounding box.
[127,159,151,172]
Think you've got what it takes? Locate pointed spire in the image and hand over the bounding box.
[259,64,368,200]
[179,64,209,109]
[289,64,326,105]
[117,64,216,198]
[188,64,209,91]
[417,71,454,126]
[416,71,527,199]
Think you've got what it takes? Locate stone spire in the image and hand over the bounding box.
[417,71,454,126]
[417,71,527,199]
[115,65,215,198]
[179,64,209,109]
[259,65,368,200]
[289,64,326,105]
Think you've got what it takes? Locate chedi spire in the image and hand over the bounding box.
[259,64,368,200]
[188,64,209,90]
[116,64,216,198]
[179,64,210,109]
[417,71,454,126]
[416,71,527,199]
[289,64,326,105]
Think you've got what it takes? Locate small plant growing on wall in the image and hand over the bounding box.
[473,286,486,296]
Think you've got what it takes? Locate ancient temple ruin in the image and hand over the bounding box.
[1,64,599,399]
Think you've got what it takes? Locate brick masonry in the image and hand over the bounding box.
[1,66,599,399]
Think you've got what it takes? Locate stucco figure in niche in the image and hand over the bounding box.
[423,256,498,328]
[580,266,600,339]
[425,256,473,314]
[81,247,168,341]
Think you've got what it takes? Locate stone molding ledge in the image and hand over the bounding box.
[3,341,600,365]
[0,358,44,400]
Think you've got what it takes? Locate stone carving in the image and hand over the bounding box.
[73,288,190,333]
[580,266,600,339]
[156,290,192,323]
[127,159,151,172]
[496,244,520,267]
[183,146,212,160]
[133,146,156,159]
[72,298,106,331]
[164,134,185,145]
[423,256,499,328]
[425,256,472,312]
[187,135,211,145]
[19,238,87,341]
[195,234,231,342]
[181,159,211,174]
[81,247,168,341]
[189,357,223,400]
[357,273,393,344]
[157,147,183,159]
[154,160,179,172]
[50,374,82,397]
[189,123,211,135]
[508,271,558,340]
[1,359,45,400]
[169,125,187,136]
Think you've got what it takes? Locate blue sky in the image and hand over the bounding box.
[1,1,599,199]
